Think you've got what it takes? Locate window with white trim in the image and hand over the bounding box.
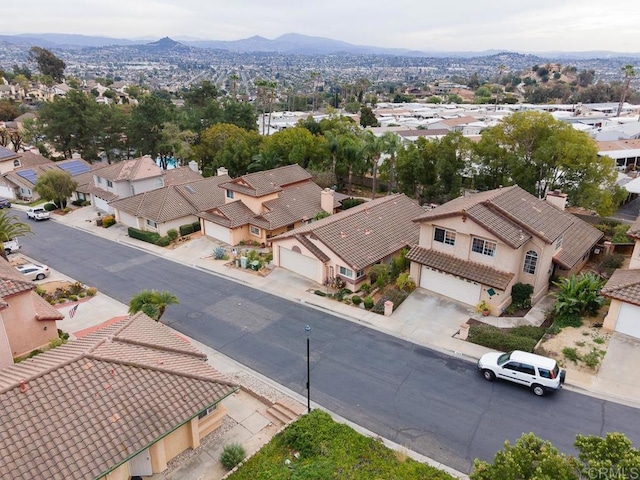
[523,250,538,274]
[13,159,20,167]
[339,266,354,278]
[356,268,365,278]
[434,227,456,246]
[107,180,113,188]
[146,219,158,229]
[555,234,564,250]
[472,237,496,257]
[250,225,261,236]
[226,189,234,199]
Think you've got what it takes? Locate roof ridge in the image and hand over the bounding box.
[114,336,207,359]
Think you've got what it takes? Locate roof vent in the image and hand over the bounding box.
[185,185,196,194]
[340,232,346,238]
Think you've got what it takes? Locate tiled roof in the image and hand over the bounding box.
[87,184,119,201]
[601,269,640,306]
[95,156,162,182]
[406,246,514,290]
[16,151,51,167]
[414,185,603,269]
[0,313,238,480]
[0,259,34,298]
[628,217,640,239]
[272,194,424,270]
[254,182,327,230]
[32,292,64,321]
[163,166,204,186]
[295,234,330,262]
[110,175,230,223]
[199,200,256,228]
[220,164,312,198]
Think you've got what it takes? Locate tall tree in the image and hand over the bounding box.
[127,94,175,159]
[362,131,384,199]
[380,131,402,194]
[617,65,636,117]
[0,211,31,261]
[34,170,78,208]
[28,47,65,83]
[194,123,262,177]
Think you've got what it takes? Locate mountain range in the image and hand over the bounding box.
[0,32,639,59]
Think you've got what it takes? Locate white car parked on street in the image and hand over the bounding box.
[477,350,565,396]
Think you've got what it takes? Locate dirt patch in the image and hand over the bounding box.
[39,280,75,294]
[536,308,610,373]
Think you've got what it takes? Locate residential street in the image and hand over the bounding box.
[20,217,640,474]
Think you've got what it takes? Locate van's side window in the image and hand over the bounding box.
[538,368,552,379]
[518,364,535,375]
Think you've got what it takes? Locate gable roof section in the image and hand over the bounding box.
[272,194,424,270]
[199,200,256,228]
[163,166,204,186]
[95,155,162,182]
[601,269,640,306]
[32,292,65,321]
[110,175,230,223]
[0,259,34,299]
[16,151,51,168]
[253,182,325,230]
[406,246,514,290]
[220,164,312,198]
[0,313,238,480]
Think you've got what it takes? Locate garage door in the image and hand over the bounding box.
[203,220,232,245]
[615,303,640,339]
[420,266,481,306]
[279,246,319,282]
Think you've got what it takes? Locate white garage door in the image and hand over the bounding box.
[279,246,319,281]
[203,220,232,245]
[420,266,481,306]
[0,186,15,199]
[615,303,640,339]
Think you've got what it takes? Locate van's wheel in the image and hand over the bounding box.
[531,384,545,396]
[482,370,495,381]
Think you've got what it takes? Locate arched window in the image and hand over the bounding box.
[13,159,20,167]
[523,250,538,275]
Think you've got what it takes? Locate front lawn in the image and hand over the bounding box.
[227,409,455,480]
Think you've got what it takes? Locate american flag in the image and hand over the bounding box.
[69,304,78,318]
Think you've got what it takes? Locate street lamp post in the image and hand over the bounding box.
[305,324,312,413]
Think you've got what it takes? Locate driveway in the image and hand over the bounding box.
[597,333,640,405]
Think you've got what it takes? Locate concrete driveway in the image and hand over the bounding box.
[596,333,640,407]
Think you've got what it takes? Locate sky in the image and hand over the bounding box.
[1,0,638,53]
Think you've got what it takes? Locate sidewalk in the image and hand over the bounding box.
[34,205,640,476]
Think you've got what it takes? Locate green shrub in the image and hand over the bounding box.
[213,246,226,260]
[511,283,534,309]
[369,264,390,289]
[593,336,605,344]
[583,349,602,368]
[179,223,194,236]
[192,221,201,232]
[395,272,416,292]
[553,314,583,329]
[81,200,91,206]
[390,248,410,279]
[314,290,326,297]
[341,198,366,210]
[71,199,84,206]
[509,325,545,340]
[315,211,330,220]
[359,282,371,294]
[562,347,580,363]
[468,324,538,352]
[351,295,362,305]
[167,228,179,242]
[363,296,374,309]
[44,203,56,211]
[128,227,161,245]
[86,287,97,297]
[220,443,246,470]
[68,295,78,302]
[601,253,624,270]
[553,273,605,318]
[611,224,633,243]
[156,236,171,247]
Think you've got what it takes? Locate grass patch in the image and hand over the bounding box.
[467,324,544,352]
[227,410,454,480]
[562,347,580,363]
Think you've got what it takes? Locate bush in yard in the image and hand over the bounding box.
[179,223,194,236]
[364,296,374,309]
[156,236,171,247]
[395,272,416,292]
[511,282,533,309]
[220,443,246,470]
[611,224,633,243]
[167,228,179,243]
[468,324,538,352]
[81,200,91,206]
[351,295,362,305]
[86,287,97,296]
[102,215,116,228]
[553,273,605,319]
[341,198,366,210]
[359,282,371,294]
[213,246,226,260]
[71,199,84,206]
[44,203,56,211]
[128,227,161,245]
[191,221,201,232]
[369,264,390,289]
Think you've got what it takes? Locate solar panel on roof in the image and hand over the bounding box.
[58,160,91,176]
[17,169,38,184]
[185,185,196,194]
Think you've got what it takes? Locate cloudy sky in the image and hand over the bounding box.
[1,0,638,53]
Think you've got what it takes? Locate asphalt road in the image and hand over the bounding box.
[19,217,640,474]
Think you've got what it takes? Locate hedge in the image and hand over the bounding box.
[128,227,161,245]
[467,324,539,352]
[192,221,201,232]
[180,224,194,236]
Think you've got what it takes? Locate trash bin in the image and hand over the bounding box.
[240,256,248,269]
[249,260,260,271]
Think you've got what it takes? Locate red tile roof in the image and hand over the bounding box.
[219,164,312,198]
[601,269,640,306]
[406,246,514,290]
[0,313,238,479]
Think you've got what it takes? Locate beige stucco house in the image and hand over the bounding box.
[270,194,425,290]
[0,313,238,479]
[602,217,640,339]
[0,258,64,368]
[406,186,603,314]
[110,173,230,236]
[198,164,343,246]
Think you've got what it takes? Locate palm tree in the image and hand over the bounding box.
[363,131,385,199]
[617,65,636,117]
[0,211,32,261]
[129,289,179,321]
[229,73,239,98]
[381,132,401,194]
[248,150,281,173]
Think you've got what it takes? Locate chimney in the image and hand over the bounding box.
[216,166,229,177]
[188,160,199,173]
[321,188,334,214]
[545,190,568,211]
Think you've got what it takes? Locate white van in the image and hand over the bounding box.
[477,350,566,396]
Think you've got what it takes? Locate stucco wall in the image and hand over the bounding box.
[229,191,279,214]
[630,240,640,270]
[603,299,622,331]
[130,176,164,196]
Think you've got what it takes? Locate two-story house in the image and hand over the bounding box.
[198,164,344,246]
[407,186,603,314]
